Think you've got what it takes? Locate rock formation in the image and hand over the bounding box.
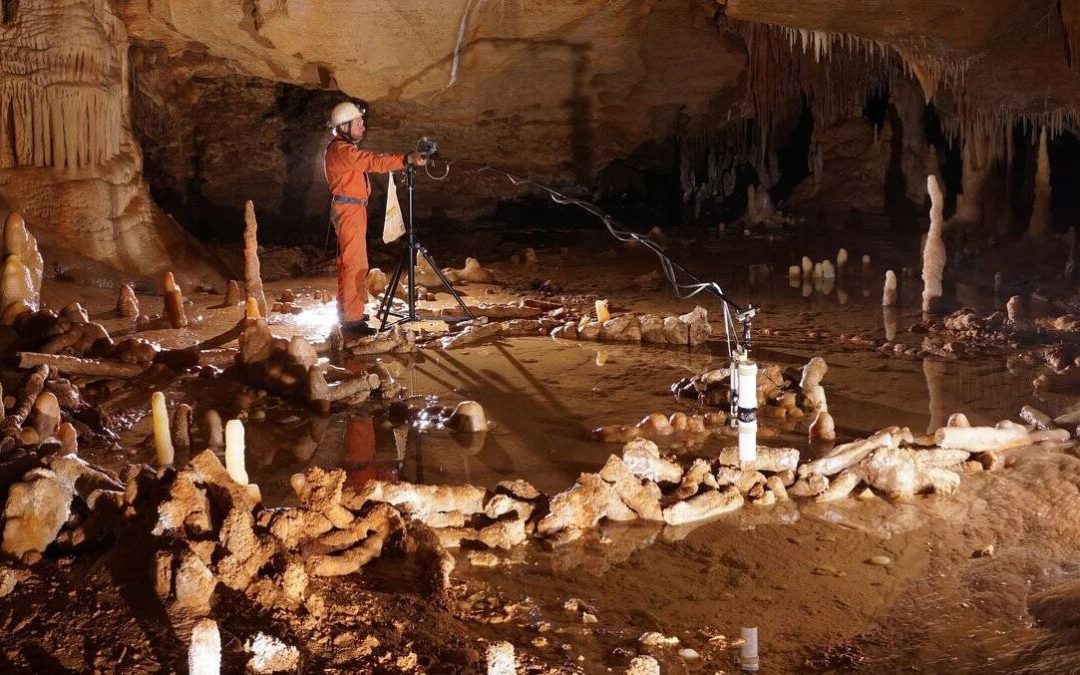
[1028,128,1054,240]
[0,0,223,284]
[922,175,945,313]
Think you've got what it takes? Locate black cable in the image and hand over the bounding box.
[422,156,750,354]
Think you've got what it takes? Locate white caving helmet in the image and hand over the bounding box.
[329,101,366,129]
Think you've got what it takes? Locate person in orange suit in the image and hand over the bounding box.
[324,101,427,336]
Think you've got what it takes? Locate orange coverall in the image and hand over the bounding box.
[324,137,406,322]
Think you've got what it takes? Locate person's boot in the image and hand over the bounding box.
[341,319,377,337]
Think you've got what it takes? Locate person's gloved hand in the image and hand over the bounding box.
[405,151,429,166]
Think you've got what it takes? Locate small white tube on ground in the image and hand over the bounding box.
[737,361,758,462]
[740,626,759,671]
[225,419,249,485]
[151,391,174,467]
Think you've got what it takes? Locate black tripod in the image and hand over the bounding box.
[375,164,475,330]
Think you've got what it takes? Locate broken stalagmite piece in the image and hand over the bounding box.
[448,401,488,433]
[188,618,222,675]
[225,419,250,486]
[151,391,175,467]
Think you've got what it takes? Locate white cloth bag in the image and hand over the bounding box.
[383,172,406,243]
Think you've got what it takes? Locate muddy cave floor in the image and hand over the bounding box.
[5,220,1080,673]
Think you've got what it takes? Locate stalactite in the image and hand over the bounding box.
[0,9,124,171]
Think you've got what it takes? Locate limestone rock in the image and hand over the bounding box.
[1,468,73,562]
[1,255,34,320]
[174,546,217,614]
[245,633,301,674]
[600,314,642,341]
[598,455,664,521]
[662,488,743,526]
[537,473,634,537]
[3,213,42,309]
[621,438,683,484]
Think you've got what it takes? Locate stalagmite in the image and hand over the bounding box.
[224,280,243,306]
[595,299,611,323]
[922,175,945,313]
[924,358,947,433]
[486,642,517,675]
[947,413,971,428]
[1006,295,1025,324]
[188,619,221,675]
[1028,128,1054,240]
[204,410,224,449]
[225,419,250,486]
[31,392,60,439]
[836,248,848,270]
[245,296,261,320]
[151,391,174,467]
[3,213,42,311]
[1067,228,1080,281]
[163,272,188,329]
[788,265,800,282]
[862,254,871,276]
[1,255,34,322]
[172,403,193,452]
[116,283,139,317]
[809,411,835,442]
[244,201,268,318]
[801,256,812,276]
[882,270,898,306]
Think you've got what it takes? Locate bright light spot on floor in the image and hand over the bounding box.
[292,301,339,332]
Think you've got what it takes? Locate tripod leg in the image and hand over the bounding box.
[377,250,407,329]
[418,247,476,321]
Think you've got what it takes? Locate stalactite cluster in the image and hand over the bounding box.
[0,1,126,170]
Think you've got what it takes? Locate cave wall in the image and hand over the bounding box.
[123,0,747,239]
[0,0,224,285]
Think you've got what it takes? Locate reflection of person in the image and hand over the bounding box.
[324,101,428,336]
[342,416,397,489]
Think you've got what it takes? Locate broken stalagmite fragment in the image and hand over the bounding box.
[188,618,221,675]
[448,400,488,433]
[152,391,175,467]
[225,419,250,486]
